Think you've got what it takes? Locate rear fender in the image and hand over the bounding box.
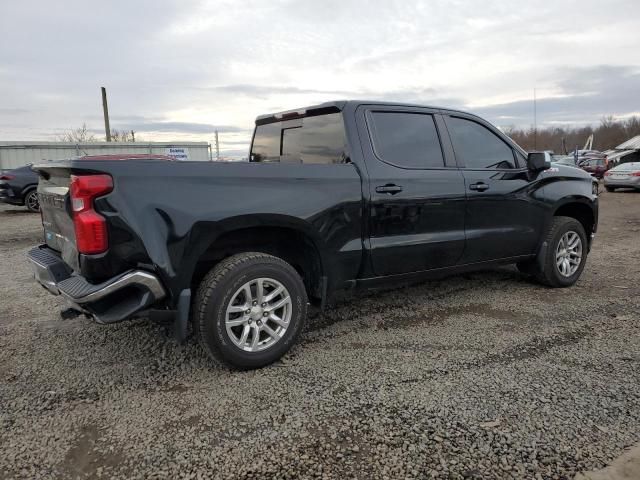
[172,214,328,299]
[21,184,38,198]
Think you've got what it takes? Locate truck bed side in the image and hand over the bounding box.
[34,159,365,307]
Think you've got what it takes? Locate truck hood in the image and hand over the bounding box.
[547,163,593,180]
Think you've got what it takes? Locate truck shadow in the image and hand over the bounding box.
[306,267,527,333]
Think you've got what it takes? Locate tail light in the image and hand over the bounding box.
[0,174,15,180]
[69,174,113,254]
[632,172,640,177]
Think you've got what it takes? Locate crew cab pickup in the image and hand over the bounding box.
[28,101,599,369]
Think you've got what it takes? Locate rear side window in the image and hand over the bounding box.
[367,112,444,168]
[447,116,516,169]
[250,113,346,164]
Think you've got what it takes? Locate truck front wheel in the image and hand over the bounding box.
[194,252,308,370]
[519,216,588,288]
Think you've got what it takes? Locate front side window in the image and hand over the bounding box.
[250,113,346,164]
[367,111,444,168]
[447,116,516,169]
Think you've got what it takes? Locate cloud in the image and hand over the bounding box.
[472,65,640,127]
[0,108,29,115]
[201,84,353,99]
[0,0,639,156]
[107,121,248,135]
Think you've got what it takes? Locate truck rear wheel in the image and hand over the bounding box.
[522,216,588,288]
[194,252,307,370]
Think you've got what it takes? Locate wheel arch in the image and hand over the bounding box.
[552,199,596,238]
[21,183,38,197]
[184,215,327,301]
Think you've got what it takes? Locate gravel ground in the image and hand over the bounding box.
[1,190,639,480]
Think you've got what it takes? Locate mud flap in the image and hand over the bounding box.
[536,240,548,272]
[174,289,191,343]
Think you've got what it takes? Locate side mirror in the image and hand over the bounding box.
[527,151,551,171]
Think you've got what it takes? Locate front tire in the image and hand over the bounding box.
[25,189,40,213]
[605,186,615,192]
[527,216,588,288]
[194,252,308,370]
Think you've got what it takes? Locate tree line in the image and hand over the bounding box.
[57,123,137,142]
[503,116,640,153]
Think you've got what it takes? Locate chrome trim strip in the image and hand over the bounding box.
[27,254,60,295]
[58,271,166,304]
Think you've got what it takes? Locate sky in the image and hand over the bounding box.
[1,0,639,158]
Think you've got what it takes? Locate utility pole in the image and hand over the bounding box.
[533,88,537,150]
[131,130,135,142]
[101,87,111,142]
[215,130,220,161]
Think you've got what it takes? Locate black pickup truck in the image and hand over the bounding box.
[28,101,598,369]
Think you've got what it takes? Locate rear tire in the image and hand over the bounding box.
[605,186,615,192]
[25,189,40,213]
[194,252,308,370]
[527,216,588,288]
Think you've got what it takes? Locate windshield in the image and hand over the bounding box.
[581,159,604,167]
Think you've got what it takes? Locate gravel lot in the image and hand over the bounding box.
[1,190,639,479]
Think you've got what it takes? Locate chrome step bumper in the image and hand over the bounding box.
[27,245,166,323]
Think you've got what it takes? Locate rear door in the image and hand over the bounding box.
[356,105,466,276]
[442,113,545,263]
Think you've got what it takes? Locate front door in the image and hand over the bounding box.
[356,106,467,276]
[442,114,546,263]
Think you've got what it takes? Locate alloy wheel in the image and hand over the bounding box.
[555,231,582,277]
[26,191,39,212]
[225,277,292,352]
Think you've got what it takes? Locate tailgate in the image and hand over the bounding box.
[36,167,80,271]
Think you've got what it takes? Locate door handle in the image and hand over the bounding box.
[375,184,403,194]
[469,182,489,192]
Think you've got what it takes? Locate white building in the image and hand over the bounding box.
[0,141,212,169]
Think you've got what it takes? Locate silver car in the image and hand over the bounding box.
[604,162,640,191]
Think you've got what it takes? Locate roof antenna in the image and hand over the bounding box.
[533,88,537,150]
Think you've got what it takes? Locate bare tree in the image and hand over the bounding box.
[504,116,640,152]
[57,123,97,143]
[110,129,137,142]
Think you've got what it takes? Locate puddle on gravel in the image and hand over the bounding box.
[61,424,125,479]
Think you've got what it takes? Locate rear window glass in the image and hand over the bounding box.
[584,159,604,166]
[614,163,639,171]
[250,113,346,164]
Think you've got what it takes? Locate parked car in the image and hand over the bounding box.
[579,157,608,179]
[603,162,640,191]
[0,165,40,212]
[569,150,610,178]
[27,101,599,369]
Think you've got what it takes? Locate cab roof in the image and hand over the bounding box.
[254,100,472,125]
